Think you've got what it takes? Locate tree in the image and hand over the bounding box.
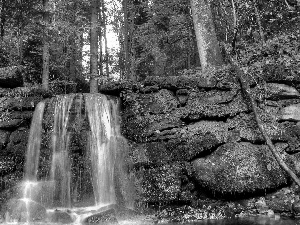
[90,0,99,93]
[123,0,130,79]
[42,0,50,90]
[0,0,6,40]
[190,0,223,71]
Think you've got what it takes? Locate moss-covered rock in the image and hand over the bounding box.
[185,91,249,121]
[192,142,294,194]
[135,163,185,203]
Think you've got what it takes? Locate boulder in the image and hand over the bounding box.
[83,208,118,225]
[47,210,73,224]
[0,66,23,88]
[192,142,294,194]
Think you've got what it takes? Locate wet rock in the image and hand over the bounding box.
[0,66,23,88]
[192,142,292,194]
[279,103,300,121]
[48,210,73,224]
[83,208,118,224]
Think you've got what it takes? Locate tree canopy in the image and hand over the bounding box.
[0,0,298,88]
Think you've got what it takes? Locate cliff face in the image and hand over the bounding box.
[100,64,300,204]
[1,63,300,212]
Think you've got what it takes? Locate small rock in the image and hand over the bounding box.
[267,209,275,217]
[255,198,269,214]
[279,103,300,121]
[48,210,73,224]
[292,200,300,215]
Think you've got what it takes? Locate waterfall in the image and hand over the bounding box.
[50,94,75,208]
[12,93,132,223]
[85,94,118,206]
[24,101,45,181]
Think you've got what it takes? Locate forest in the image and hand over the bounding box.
[0,0,298,91]
[0,0,300,223]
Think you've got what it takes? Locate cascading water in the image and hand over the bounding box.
[8,93,134,223]
[85,94,118,206]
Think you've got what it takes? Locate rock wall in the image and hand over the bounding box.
[100,65,300,205]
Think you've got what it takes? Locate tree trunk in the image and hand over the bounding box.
[253,0,265,45]
[42,0,50,91]
[90,0,99,93]
[98,0,103,78]
[0,0,5,40]
[190,0,223,71]
[123,0,130,79]
[102,0,109,77]
[68,1,78,82]
[69,35,76,81]
[128,5,136,81]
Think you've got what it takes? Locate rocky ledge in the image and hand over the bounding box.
[99,64,300,217]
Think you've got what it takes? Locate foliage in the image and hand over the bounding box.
[130,0,197,80]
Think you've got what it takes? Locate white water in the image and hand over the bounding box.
[24,101,45,181]
[7,94,130,223]
[85,94,118,206]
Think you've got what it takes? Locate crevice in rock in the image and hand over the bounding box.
[188,143,225,162]
[189,176,292,201]
[181,115,228,125]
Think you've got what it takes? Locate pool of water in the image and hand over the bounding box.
[1,215,299,225]
[163,216,300,225]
